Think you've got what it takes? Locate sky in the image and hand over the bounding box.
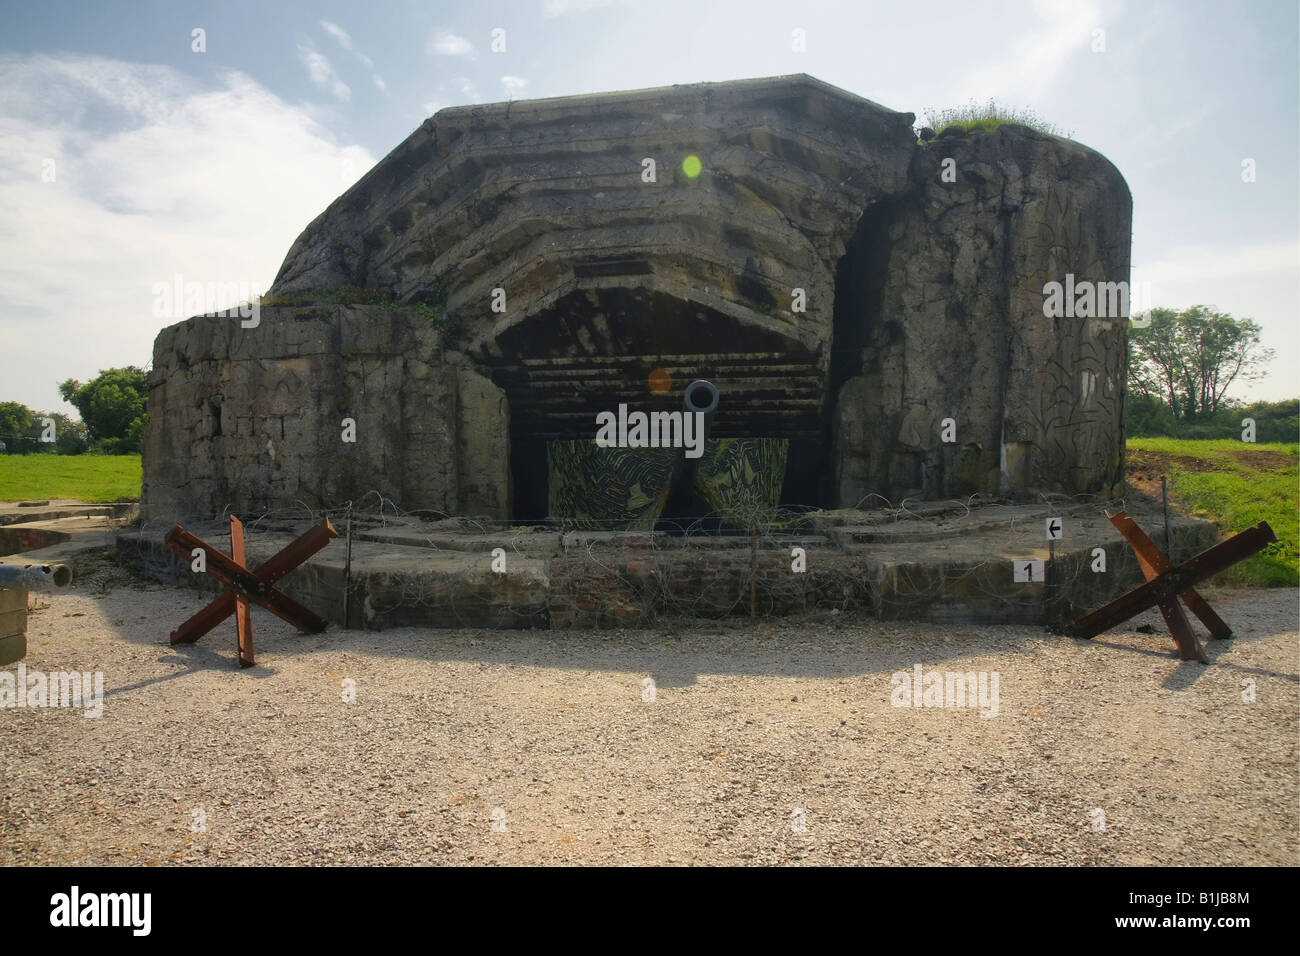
[1,0,1296,416]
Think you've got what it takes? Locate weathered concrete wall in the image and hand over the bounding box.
[143,75,1133,522]
[833,123,1131,504]
[140,304,509,522]
[116,506,1219,631]
[269,74,918,440]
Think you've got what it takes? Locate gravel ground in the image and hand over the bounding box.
[2,554,1296,866]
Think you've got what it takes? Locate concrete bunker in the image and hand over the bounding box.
[140,74,1131,529]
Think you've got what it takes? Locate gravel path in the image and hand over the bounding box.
[2,557,1296,866]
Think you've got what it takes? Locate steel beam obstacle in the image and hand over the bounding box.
[163,516,338,668]
[1069,511,1277,663]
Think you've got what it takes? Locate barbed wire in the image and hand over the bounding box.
[109,486,1194,631]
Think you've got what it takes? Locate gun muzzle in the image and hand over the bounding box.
[683,379,719,439]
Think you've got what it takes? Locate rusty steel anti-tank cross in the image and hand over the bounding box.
[1069,511,1277,663]
[164,516,337,668]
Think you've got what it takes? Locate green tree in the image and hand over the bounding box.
[28,411,90,454]
[1129,306,1275,421]
[58,367,148,453]
[1239,398,1300,443]
[1125,393,1177,437]
[0,401,36,453]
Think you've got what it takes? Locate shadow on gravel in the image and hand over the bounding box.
[64,576,1300,693]
[1084,633,1299,690]
[102,648,282,699]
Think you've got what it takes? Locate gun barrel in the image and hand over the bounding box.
[683,379,719,415]
[683,379,719,443]
[0,562,73,591]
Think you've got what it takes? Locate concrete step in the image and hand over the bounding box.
[113,504,1223,632]
[0,586,26,665]
[0,501,133,528]
[0,515,121,559]
[117,531,549,630]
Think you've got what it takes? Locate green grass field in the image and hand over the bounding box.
[0,441,1295,586]
[1127,438,1298,587]
[0,454,141,503]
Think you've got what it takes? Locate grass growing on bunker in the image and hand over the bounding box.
[260,283,454,339]
[0,454,141,502]
[921,99,1069,138]
[1127,438,1298,587]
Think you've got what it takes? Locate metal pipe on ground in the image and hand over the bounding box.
[0,562,73,591]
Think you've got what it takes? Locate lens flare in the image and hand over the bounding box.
[648,367,673,394]
[682,154,702,179]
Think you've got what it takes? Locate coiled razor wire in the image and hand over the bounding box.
[113,489,1189,629]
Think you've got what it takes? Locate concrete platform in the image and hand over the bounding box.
[115,499,1221,631]
[0,499,134,527]
[0,502,133,665]
[0,501,132,579]
[0,587,26,666]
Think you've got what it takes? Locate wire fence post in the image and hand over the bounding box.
[749,517,758,618]
[1161,475,1171,557]
[1046,536,1056,627]
[343,502,353,628]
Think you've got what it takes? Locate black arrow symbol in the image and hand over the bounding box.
[1048,519,1060,538]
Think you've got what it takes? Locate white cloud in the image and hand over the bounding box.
[456,77,480,102]
[1133,240,1300,286]
[429,31,475,56]
[420,74,482,116]
[956,0,1101,100]
[319,20,352,51]
[321,21,377,72]
[543,0,616,17]
[0,53,376,413]
[373,74,388,93]
[296,43,351,102]
[1132,240,1300,401]
[501,76,529,97]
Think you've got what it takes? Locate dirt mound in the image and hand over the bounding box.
[1128,448,1295,477]
[1228,449,1296,469]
